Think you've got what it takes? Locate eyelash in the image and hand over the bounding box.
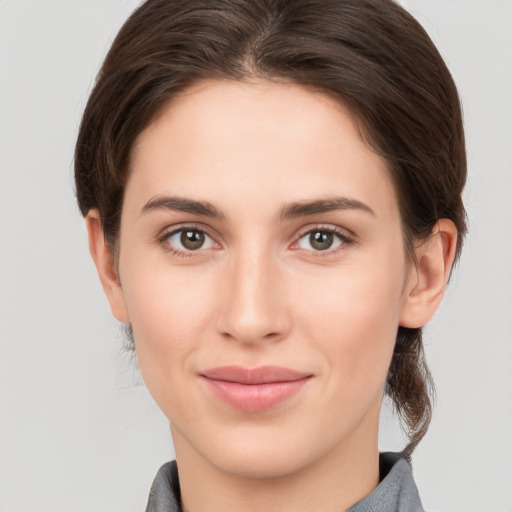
[294,225,355,258]
[157,223,213,258]
[157,224,355,259]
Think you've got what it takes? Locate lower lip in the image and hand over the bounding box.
[202,377,311,412]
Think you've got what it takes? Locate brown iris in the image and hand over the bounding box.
[180,230,205,250]
[309,231,334,251]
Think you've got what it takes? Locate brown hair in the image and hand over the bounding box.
[75,0,467,457]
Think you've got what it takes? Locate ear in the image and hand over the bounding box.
[400,219,458,328]
[85,209,130,323]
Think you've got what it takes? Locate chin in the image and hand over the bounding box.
[210,444,311,480]
[186,421,337,480]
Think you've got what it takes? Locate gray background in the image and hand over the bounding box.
[0,1,511,510]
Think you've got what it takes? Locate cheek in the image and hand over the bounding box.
[121,270,221,427]
[294,260,405,391]
[118,252,217,386]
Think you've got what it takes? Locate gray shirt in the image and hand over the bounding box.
[145,452,425,512]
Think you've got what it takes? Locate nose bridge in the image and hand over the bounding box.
[216,240,289,343]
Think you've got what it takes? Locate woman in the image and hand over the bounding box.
[75,0,466,510]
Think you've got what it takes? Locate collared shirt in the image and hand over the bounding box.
[145,452,425,512]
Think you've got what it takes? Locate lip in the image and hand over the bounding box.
[200,366,313,412]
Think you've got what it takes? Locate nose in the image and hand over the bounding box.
[215,245,291,345]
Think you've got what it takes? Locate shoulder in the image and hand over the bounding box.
[145,461,182,512]
[145,453,425,512]
[347,452,425,512]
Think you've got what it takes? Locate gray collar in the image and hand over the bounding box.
[145,452,424,512]
[348,452,425,511]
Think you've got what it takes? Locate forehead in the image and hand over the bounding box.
[127,79,399,222]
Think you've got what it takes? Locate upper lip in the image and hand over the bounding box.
[201,365,312,384]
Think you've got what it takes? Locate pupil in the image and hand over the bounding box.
[310,231,333,251]
[181,230,204,250]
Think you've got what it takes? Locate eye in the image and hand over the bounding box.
[296,228,348,252]
[163,227,216,254]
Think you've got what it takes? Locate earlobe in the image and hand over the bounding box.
[85,210,130,323]
[400,219,458,328]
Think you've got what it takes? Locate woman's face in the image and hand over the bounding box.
[113,79,413,477]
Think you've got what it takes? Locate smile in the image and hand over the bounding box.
[200,366,313,412]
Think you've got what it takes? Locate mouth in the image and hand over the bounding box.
[200,366,313,412]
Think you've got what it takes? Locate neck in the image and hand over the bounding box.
[172,420,380,512]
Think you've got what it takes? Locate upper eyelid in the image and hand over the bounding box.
[156,224,218,252]
[294,224,355,241]
[159,223,350,237]
[157,223,355,251]
[158,223,216,239]
[158,225,218,255]
[292,226,352,248]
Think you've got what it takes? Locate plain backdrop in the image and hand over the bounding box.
[0,1,511,511]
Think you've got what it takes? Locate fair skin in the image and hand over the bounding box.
[87,79,457,512]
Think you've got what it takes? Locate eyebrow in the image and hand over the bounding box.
[279,197,375,220]
[140,195,375,220]
[141,196,225,219]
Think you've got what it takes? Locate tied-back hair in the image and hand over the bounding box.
[75,0,467,457]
